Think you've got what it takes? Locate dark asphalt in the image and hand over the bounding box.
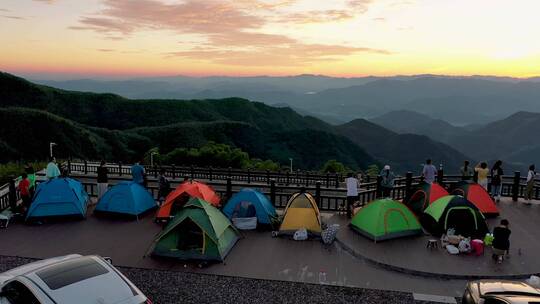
[0,255,453,304]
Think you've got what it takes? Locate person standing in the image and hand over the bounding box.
[97,160,109,200]
[24,162,36,197]
[490,160,503,202]
[525,164,537,205]
[131,159,146,186]
[422,159,437,184]
[157,168,171,206]
[475,162,489,190]
[460,160,472,181]
[345,172,359,218]
[46,157,61,180]
[18,173,32,215]
[492,219,511,264]
[379,165,395,198]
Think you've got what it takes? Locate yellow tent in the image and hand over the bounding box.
[279,192,322,235]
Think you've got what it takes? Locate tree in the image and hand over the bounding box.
[365,164,380,177]
[321,159,348,173]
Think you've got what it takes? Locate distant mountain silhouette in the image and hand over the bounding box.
[34,75,540,126]
[335,119,471,172]
[370,110,467,142]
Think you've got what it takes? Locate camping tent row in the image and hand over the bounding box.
[350,181,497,242]
[404,181,499,217]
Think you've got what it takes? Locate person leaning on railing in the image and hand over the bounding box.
[475,162,489,190]
[460,160,472,181]
[345,172,359,218]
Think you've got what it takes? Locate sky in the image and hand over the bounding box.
[1,0,540,79]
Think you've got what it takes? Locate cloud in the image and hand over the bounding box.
[97,48,114,52]
[71,0,390,66]
[373,17,386,22]
[0,8,10,12]
[33,0,56,3]
[1,15,25,20]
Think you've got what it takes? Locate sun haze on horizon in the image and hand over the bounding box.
[1,0,540,79]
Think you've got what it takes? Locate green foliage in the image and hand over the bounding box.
[365,164,380,177]
[249,159,281,171]
[163,142,250,168]
[321,159,348,173]
[0,162,46,184]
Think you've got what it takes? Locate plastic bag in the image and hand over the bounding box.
[527,275,540,288]
[446,244,459,255]
[484,233,494,246]
[458,238,472,253]
[293,228,308,241]
[322,224,340,244]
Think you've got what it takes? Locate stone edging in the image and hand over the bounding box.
[334,237,538,280]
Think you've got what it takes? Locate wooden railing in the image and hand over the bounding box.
[1,162,539,213]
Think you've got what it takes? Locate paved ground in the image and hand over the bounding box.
[330,198,540,279]
[0,256,451,304]
[0,205,468,300]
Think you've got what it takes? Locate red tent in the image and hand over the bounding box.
[451,181,499,217]
[404,182,449,215]
[156,181,220,220]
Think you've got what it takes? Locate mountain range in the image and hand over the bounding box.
[0,72,471,172]
[34,74,540,126]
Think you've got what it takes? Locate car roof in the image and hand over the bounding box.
[474,280,540,296]
[23,256,138,304]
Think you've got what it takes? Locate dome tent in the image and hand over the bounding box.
[278,192,321,236]
[451,181,499,217]
[350,198,422,242]
[95,181,157,217]
[222,189,278,229]
[421,195,488,238]
[404,182,448,215]
[156,180,220,221]
[26,178,89,221]
[151,198,239,262]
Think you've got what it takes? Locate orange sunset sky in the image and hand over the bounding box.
[1,0,540,78]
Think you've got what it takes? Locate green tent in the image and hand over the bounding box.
[151,197,240,262]
[421,195,488,238]
[350,198,422,242]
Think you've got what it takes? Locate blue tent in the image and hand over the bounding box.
[26,178,89,220]
[223,189,277,225]
[95,182,157,216]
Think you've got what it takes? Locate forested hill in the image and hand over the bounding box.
[0,72,373,170]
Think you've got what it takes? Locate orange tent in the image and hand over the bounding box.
[156,181,220,220]
[451,181,499,217]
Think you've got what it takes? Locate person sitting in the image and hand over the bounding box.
[492,219,511,264]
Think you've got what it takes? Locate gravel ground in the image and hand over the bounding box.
[0,255,452,304]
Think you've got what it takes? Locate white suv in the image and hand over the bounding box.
[0,254,151,304]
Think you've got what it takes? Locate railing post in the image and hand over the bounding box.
[247,168,251,184]
[334,173,339,188]
[376,175,383,198]
[437,169,444,186]
[153,166,158,178]
[228,167,232,179]
[67,159,72,174]
[512,171,521,202]
[296,170,300,186]
[305,172,309,187]
[226,178,232,201]
[171,164,176,179]
[270,180,276,206]
[266,170,270,185]
[209,166,213,181]
[8,177,17,210]
[190,166,194,180]
[473,170,478,183]
[315,181,321,208]
[84,160,88,175]
[325,173,330,188]
[405,172,413,200]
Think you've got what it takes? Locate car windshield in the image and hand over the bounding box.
[1,280,41,304]
[36,256,109,290]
